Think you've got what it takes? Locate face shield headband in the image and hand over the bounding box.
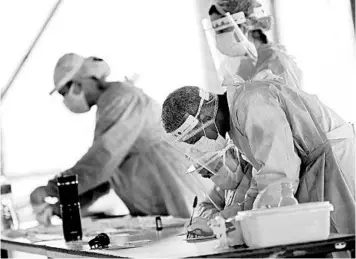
[211,5,269,31]
[166,90,219,143]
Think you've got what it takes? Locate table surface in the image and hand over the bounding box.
[1,217,355,258]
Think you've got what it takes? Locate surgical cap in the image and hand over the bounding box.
[162,86,217,134]
[213,0,273,31]
[51,53,111,94]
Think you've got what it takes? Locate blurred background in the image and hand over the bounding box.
[0,0,355,248]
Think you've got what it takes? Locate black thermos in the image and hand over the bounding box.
[57,174,82,242]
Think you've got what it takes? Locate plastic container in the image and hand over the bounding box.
[236,202,333,248]
[1,183,19,231]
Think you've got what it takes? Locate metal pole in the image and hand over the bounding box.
[0,0,63,177]
[270,0,281,44]
[351,0,355,33]
[0,0,63,102]
[1,130,4,176]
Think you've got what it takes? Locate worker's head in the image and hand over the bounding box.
[51,53,111,113]
[162,86,230,148]
[162,86,244,188]
[208,0,272,58]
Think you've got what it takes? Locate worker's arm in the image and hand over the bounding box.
[197,149,253,219]
[197,185,225,219]
[78,181,111,215]
[45,90,147,197]
[235,89,301,210]
[220,160,253,218]
[50,182,111,217]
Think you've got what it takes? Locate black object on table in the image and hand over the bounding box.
[88,233,110,250]
[57,174,83,242]
[155,216,163,231]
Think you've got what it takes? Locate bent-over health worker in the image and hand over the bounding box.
[30,53,203,225]
[161,71,355,236]
[205,0,303,89]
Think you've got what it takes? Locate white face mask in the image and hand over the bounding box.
[192,134,226,153]
[63,85,90,113]
[189,139,240,190]
[211,167,238,190]
[216,31,247,57]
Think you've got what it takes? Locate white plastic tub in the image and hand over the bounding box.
[236,201,334,248]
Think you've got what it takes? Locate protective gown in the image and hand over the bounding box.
[45,82,202,218]
[198,77,355,234]
[237,43,303,89]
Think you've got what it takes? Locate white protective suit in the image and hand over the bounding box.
[198,74,355,234]
[45,82,203,218]
[237,43,303,89]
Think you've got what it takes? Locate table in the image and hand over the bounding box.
[1,224,355,258]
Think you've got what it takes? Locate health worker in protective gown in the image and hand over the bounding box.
[161,73,355,237]
[207,0,303,89]
[30,53,203,225]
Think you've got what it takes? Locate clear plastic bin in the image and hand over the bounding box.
[236,201,334,248]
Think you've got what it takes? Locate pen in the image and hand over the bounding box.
[186,196,198,239]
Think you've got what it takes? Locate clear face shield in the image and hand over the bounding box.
[203,11,257,59]
[202,6,271,87]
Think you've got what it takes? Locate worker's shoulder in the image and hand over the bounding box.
[260,43,290,61]
[237,83,276,106]
[262,43,287,54]
[107,82,153,103]
[108,81,143,95]
[97,82,145,111]
[270,44,299,65]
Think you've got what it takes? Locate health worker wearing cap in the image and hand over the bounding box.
[207,0,303,89]
[161,73,355,237]
[30,53,201,225]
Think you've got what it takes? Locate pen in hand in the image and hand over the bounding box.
[186,196,198,238]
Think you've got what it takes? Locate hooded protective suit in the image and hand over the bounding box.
[205,0,303,90]
[199,73,355,234]
[238,43,303,89]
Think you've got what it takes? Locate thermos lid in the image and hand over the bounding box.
[57,174,78,185]
[57,174,79,204]
[1,184,12,195]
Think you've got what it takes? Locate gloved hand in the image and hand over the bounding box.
[32,203,54,226]
[185,217,214,237]
[219,204,240,219]
[30,186,55,226]
[30,186,48,205]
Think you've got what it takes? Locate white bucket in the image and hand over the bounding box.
[236,201,334,248]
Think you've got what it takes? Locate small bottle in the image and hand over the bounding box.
[155,216,163,231]
[278,182,299,207]
[57,174,82,242]
[1,183,19,231]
